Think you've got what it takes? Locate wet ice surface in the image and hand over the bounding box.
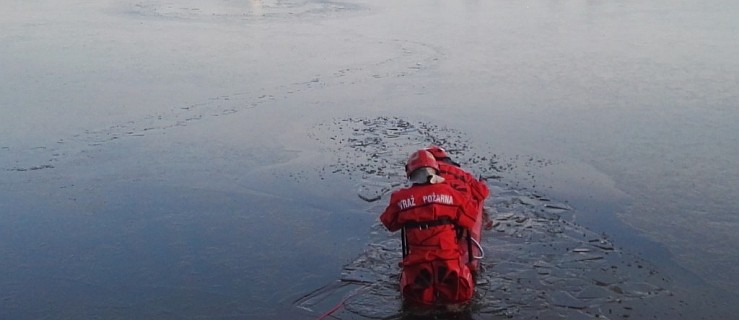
[297,117,704,319]
[128,0,362,20]
[3,0,739,318]
[2,1,440,174]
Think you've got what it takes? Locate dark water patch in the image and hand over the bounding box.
[6,164,55,172]
[297,116,708,319]
[0,181,366,319]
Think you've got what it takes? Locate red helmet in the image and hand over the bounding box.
[405,150,439,176]
[425,145,449,160]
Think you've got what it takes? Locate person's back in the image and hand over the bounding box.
[438,161,489,202]
[380,150,478,306]
[425,146,490,203]
[381,182,477,261]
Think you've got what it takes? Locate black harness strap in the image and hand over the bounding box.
[401,228,408,258]
[401,218,456,259]
[466,230,473,264]
[403,218,454,229]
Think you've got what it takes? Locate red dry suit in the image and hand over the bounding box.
[437,161,489,204]
[380,182,479,306]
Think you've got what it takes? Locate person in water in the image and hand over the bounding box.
[424,145,489,204]
[425,145,493,230]
[379,150,479,306]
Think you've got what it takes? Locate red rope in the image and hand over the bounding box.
[315,298,346,320]
[315,285,368,320]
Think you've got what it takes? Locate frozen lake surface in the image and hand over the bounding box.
[2,0,738,318]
